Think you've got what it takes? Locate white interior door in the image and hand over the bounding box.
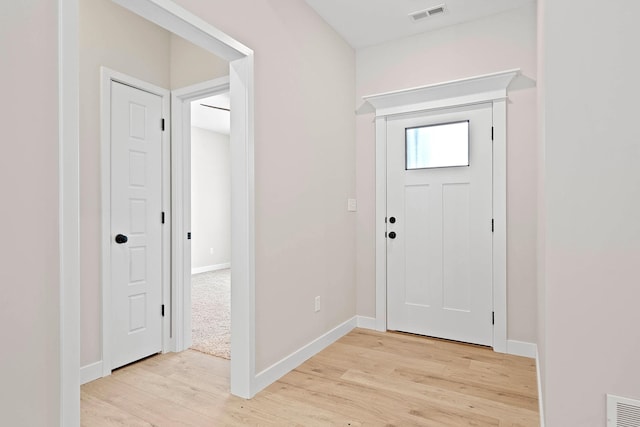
[386,104,494,346]
[110,81,163,369]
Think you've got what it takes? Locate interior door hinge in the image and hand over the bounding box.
[161,118,165,131]
[187,232,191,240]
[491,219,494,233]
[492,311,495,325]
[491,126,494,141]
[161,304,165,317]
[161,212,165,224]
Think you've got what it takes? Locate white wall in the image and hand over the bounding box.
[191,127,231,270]
[355,4,538,343]
[173,0,356,372]
[540,0,640,424]
[0,1,61,425]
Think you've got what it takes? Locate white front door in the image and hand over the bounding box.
[386,104,494,346]
[110,81,164,369]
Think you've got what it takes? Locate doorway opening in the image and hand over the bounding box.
[364,69,519,353]
[189,92,232,360]
[61,1,256,421]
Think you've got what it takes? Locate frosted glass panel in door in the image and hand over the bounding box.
[406,121,469,169]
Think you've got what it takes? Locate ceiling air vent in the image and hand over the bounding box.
[607,394,640,427]
[409,4,447,22]
[428,5,446,16]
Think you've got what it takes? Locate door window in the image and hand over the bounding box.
[405,120,469,170]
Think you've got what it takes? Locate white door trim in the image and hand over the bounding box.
[60,1,256,423]
[364,69,519,353]
[100,68,171,376]
[170,76,230,353]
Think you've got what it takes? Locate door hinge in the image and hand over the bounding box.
[161,118,165,131]
[491,126,494,141]
[187,232,191,240]
[491,219,494,232]
[161,304,165,317]
[385,217,387,223]
[492,311,495,325]
[161,212,165,224]
[385,231,388,238]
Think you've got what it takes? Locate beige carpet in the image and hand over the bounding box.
[191,269,230,359]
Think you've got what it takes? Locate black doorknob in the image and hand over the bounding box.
[389,217,396,224]
[115,234,128,244]
[388,231,397,239]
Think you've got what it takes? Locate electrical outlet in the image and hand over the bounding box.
[315,296,321,312]
[347,198,357,212]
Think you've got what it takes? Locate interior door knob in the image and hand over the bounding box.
[388,231,397,239]
[389,217,396,224]
[115,234,128,244]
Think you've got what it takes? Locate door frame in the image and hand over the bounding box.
[59,1,256,424]
[170,76,230,353]
[100,68,172,376]
[364,69,519,353]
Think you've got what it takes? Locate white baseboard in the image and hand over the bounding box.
[253,316,357,394]
[191,262,230,275]
[80,360,103,385]
[536,347,545,427]
[506,340,537,359]
[356,315,377,330]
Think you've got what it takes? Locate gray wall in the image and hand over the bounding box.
[173,0,357,372]
[191,127,231,271]
[0,1,61,424]
[539,0,640,424]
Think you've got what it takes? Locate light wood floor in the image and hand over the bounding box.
[82,329,539,426]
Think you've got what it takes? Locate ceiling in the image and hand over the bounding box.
[304,0,534,49]
[191,92,230,135]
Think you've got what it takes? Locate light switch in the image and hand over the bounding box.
[347,198,357,212]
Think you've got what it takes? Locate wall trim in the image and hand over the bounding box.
[506,340,537,359]
[80,361,103,385]
[356,316,377,330]
[536,347,545,427]
[192,262,231,275]
[253,316,357,394]
[363,69,519,118]
[170,76,229,358]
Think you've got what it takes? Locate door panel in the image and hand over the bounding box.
[404,184,431,307]
[387,104,493,346]
[442,182,471,311]
[111,81,163,369]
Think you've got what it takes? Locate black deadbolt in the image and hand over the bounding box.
[388,231,397,239]
[389,217,396,224]
[115,234,128,244]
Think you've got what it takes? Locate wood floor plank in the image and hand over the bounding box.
[340,369,537,426]
[279,369,496,426]
[81,393,153,427]
[82,328,540,426]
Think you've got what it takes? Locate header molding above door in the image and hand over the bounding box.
[363,69,519,117]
